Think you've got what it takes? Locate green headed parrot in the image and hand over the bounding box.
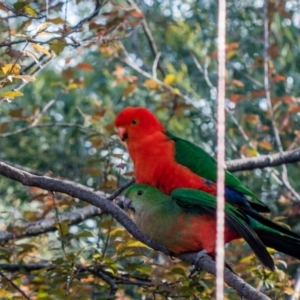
[123,184,300,270]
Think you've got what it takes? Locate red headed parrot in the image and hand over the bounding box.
[115,106,269,215]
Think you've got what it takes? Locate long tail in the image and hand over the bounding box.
[248,211,300,260]
[259,231,300,260]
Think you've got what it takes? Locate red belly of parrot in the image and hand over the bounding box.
[166,213,240,254]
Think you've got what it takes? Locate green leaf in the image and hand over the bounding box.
[13,1,38,17]
[49,39,66,55]
[74,230,94,238]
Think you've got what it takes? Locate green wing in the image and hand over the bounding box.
[171,188,274,270]
[166,131,269,211]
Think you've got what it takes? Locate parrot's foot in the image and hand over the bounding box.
[189,250,208,277]
[169,250,176,259]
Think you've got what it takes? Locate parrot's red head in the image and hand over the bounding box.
[114,107,165,142]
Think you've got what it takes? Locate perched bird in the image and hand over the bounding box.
[114,106,268,214]
[124,184,300,270]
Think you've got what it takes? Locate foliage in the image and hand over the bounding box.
[0,0,300,299]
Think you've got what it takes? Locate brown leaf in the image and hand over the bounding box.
[268,43,279,58]
[230,94,246,103]
[129,10,144,18]
[251,90,265,98]
[245,114,260,124]
[92,109,106,120]
[77,63,93,72]
[282,95,294,104]
[272,74,286,82]
[226,42,239,51]
[258,141,273,150]
[0,122,8,133]
[288,105,300,114]
[62,67,75,81]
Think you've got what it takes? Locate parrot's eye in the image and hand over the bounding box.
[131,119,137,125]
[137,190,144,196]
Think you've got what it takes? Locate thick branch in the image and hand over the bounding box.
[1,147,299,243]
[0,161,270,300]
[226,148,300,172]
[0,204,102,243]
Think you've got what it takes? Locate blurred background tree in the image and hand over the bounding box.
[0,0,300,299]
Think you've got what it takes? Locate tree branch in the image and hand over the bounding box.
[226,148,300,172]
[0,270,30,299]
[0,161,270,300]
[0,0,105,49]
[1,146,299,244]
[0,204,102,243]
[0,122,96,138]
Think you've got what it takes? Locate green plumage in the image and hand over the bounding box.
[124,184,300,271]
[166,131,270,212]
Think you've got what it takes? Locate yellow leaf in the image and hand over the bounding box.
[172,88,180,95]
[126,241,148,248]
[227,50,238,60]
[144,79,161,90]
[1,63,21,75]
[123,84,136,97]
[36,22,49,33]
[67,83,79,90]
[49,17,65,24]
[0,289,11,297]
[284,287,295,295]
[32,43,51,56]
[1,91,23,99]
[164,74,176,86]
[117,240,149,251]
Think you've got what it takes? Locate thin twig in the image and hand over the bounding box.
[51,191,66,255]
[31,99,56,126]
[0,270,31,300]
[89,268,118,296]
[0,122,96,138]
[127,0,166,78]
[263,0,300,202]
[107,178,135,200]
[0,0,105,49]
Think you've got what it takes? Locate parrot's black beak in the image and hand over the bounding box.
[123,196,135,212]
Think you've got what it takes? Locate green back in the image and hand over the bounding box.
[125,184,274,270]
[166,131,263,204]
